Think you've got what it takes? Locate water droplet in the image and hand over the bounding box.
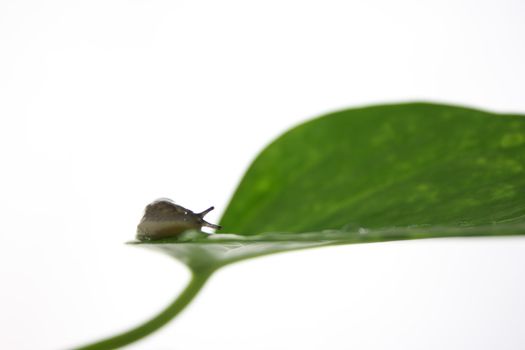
[358,227,369,235]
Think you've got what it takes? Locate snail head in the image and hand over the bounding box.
[197,206,222,230]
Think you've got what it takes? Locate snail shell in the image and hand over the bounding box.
[136,198,221,241]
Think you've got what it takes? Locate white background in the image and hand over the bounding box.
[1,0,525,349]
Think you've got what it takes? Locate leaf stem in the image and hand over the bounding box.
[75,269,213,350]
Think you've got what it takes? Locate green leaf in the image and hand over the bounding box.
[221,102,525,234]
[141,102,525,272]
[78,102,525,349]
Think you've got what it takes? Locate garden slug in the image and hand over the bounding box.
[136,198,221,241]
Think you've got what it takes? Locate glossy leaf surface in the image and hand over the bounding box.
[222,103,525,235]
[141,102,525,270]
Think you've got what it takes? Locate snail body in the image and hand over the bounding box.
[136,198,221,241]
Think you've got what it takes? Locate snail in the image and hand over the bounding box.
[136,198,222,241]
